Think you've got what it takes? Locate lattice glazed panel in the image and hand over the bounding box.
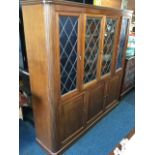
[101,18,117,76]
[59,16,78,95]
[116,18,129,69]
[84,17,101,84]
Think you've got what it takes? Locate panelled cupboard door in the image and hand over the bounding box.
[60,94,85,143]
[57,13,82,98]
[105,74,121,109]
[115,17,130,71]
[87,84,105,122]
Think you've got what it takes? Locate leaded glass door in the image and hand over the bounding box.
[83,15,103,86]
[115,18,129,70]
[58,14,80,96]
[100,17,118,77]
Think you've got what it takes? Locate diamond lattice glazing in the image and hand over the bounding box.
[116,18,129,69]
[59,16,78,95]
[84,17,101,83]
[101,18,117,75]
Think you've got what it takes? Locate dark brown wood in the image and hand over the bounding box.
[105,73,122,109]
[21,1,132,154]
[87,84,105,121]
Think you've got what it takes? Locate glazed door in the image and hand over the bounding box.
[82,15,104,88]
[100,16,119,78]
[57,13,82,99]
[115,17,130,71]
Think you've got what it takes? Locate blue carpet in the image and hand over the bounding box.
[19,90,135,155]
[19,120,45,155]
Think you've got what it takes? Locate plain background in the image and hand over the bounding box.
[0,0,155,154]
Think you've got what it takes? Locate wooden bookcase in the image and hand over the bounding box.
[21,1,132,154]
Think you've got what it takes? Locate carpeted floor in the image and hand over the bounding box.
[19,90,135,155]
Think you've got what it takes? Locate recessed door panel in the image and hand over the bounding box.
[60,94,84,141]
[106,74,121,108]
[87,84,105,121]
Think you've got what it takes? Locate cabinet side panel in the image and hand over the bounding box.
[22,5,52,150]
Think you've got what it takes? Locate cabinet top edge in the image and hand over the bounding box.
[20,0,133,15]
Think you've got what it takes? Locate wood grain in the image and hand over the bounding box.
[21,1,132,154]
[22,4,53,150]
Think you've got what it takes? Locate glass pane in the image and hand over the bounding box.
[116,18,129,69]
[101,18,117,76]
[59,16,78,95]
[84,17,101,84]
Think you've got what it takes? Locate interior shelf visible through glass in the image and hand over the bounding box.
[59,16,78,95]
[84,17,101,84]
[101,18,117,76]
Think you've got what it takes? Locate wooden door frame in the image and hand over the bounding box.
[81,14,106,90]
[99,15,121,79]
[55,11,82,102]
[115,17,131,74]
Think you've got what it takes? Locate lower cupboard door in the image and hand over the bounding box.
[106,75,121,108]
[87,84,105,122]
[60,94,85,143]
